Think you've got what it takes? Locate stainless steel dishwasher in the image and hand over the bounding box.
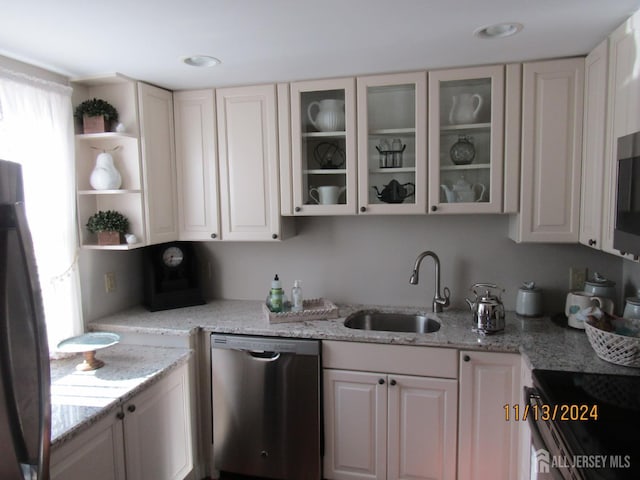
[211,334,321,480]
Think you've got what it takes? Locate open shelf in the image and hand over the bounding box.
[440,163,491,171]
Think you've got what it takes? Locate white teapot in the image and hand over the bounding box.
[440,177,485,203]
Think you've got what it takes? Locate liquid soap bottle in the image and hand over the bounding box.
[267,274,284,312]
[291,280,303,312]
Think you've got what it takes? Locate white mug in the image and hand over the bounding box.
[309,185,346,205]
[565,291,614,329]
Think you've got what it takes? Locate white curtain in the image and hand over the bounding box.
[0,66,83,352]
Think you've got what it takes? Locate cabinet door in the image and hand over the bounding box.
[174,89,220,241]
[324,369,387,480]
[458,351,521,480]
[602,10,640,257]
[50,410,126,480]
[510,58,584,242]
[123,363,193,480]
[580,40,609,249]
[216,84,282,240]
[387,375,457,480]
[356,72,427,214]
[290,77,357,215]
[428,65,504,214]
[138,82,179,245]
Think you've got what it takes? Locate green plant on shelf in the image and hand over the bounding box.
[86,210,129,233]
[74,98,119,122]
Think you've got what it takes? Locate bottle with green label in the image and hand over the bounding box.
[267,274,284,312]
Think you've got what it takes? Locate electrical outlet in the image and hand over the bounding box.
[104,272,117,293]
[569,267,587,291]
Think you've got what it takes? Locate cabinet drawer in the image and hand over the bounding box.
[322,340,458,379]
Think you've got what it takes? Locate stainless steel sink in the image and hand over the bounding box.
[344,310,441,334]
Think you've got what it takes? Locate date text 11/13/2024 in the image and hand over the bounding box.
[504,403,599,422]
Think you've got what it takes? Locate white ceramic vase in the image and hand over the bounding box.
[90,152,122,190]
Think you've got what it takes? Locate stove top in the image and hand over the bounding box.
[532,369,640,478]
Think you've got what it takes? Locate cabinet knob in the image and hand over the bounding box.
[588,239,596,246]
[127,405,136,413]
[295,206,302,212]
[211,233,217,239]
[463,355,471,362]
[378,378,385,385]
[116,411,125,420]
[272,233,278,240]
[431,205,437,212]
[360,206,366,212]
[390,379,397,386]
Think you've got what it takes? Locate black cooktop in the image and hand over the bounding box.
[532,369,640,478]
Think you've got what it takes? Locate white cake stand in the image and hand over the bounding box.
[57,332,120,371]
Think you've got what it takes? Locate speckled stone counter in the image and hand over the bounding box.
[50,343,191,448]
[89,299,640,377]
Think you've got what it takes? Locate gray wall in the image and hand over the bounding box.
[80,215,624,323]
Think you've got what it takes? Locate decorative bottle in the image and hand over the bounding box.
[90,151,122,190]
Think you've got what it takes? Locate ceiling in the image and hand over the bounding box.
[1,0,640,91]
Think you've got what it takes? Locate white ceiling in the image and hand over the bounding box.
[1,0,639,91]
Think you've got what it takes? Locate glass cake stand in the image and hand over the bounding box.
[57,332,120,371]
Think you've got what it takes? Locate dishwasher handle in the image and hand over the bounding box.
[245,350,281,361]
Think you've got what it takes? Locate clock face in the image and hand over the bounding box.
[162,246,184,268]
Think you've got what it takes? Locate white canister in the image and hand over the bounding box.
[515,282,543,317]
[623,296,640,319]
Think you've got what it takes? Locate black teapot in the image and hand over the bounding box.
[372,179,415,204]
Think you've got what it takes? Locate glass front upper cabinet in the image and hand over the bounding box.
[290,78,357,215]
[357,72,427,214]
[428,65,505,213]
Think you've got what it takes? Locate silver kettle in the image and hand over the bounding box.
[465,283,506,334]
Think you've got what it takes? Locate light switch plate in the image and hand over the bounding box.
[104,272,117,293]
[569,267,586,291]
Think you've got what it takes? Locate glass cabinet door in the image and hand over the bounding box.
[290,78,357,215]
[357,72,427,214]
[428,65,504,213]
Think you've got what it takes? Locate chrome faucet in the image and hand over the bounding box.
[410,251,451,313]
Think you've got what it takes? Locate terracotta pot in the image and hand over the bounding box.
[97,231,122,245]
[82,114,110,134]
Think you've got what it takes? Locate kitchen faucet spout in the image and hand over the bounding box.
[410,251,451,313]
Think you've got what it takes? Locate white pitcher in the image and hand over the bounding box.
[307,99,345,132]
[449,93,483,125]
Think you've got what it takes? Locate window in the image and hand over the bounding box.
[0,66,83,352]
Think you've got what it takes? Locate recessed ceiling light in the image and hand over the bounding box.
[182,55,221,67]
[474,22,523,39]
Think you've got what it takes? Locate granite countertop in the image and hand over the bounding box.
[89,299,640,377]
[50,343,191,449]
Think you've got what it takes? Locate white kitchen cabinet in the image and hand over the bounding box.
[322,341,458,480]
[138,83,179,245]
[51,411,126,480]
[580,40,609,249]
[428,65,505,214]
[290,77,358,215]
[50,363,193,480]
[509,58,584,242]
[457,351,522,480]
[73,75,178,249]
[216,84,289,240]
[356,72,427,214]
[601,10,640,257]
[173,89,220,241]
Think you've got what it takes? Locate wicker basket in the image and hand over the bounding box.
[263,298,339,324]
[584,320,640,368]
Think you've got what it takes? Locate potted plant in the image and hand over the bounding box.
[74,98,119,134]
[86,210,129,245]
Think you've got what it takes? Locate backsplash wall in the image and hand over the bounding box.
[198,215,622,314]
[80,214,623,323]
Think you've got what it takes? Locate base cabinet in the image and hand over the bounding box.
[457,351,522,480]
[51,363,193,480]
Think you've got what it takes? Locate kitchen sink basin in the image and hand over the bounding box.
[344,310,441,334]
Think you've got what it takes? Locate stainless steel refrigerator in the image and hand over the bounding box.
[0,159,51,479]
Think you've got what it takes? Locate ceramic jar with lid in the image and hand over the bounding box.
[515,281,543,317]
[623,293,640,319]
[584,272,616,303]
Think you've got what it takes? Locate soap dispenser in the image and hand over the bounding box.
[267,274,284,312]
